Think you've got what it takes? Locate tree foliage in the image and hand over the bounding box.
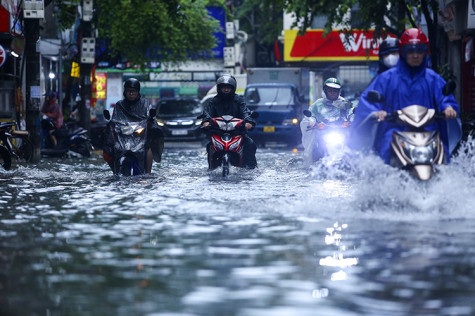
[95,0,225,67]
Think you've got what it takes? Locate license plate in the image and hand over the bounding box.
[263,126,275,132]
[171,129,188,136]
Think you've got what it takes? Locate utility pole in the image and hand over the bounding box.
[24,1,45,163]
[77,0,94,132]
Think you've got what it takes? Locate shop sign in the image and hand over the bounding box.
[0,44,6,68]
[284,29,380,62]
[93,72,107,99]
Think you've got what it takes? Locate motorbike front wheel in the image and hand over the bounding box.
[0,145,12,170]
[222,154,229,178]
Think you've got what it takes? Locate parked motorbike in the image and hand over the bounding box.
[201,112,258,178]
[301,110,351,162]
[0,121,33,170]
[103,109,156,176]
[41,118,92,158]
[367,90,453,181]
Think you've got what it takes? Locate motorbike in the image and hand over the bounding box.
[366,90,457,181]
[0,121,33,170]
[41,117,93,158]
[103,109,156,176]
[301,110,351,162]
[201,112,258,178]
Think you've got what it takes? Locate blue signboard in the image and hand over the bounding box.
[206,6,225,59]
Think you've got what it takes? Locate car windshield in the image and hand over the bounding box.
[245,87,293,106]
[157,99,201,116]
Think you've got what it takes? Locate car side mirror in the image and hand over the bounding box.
[367,90,384,103]
[149,108,156,118]
[443,80,456,96]
[103,110,111,120]
[303,109,312,117]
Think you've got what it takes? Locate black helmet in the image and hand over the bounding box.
[216,74,237,100]
[124,78,141,92]
[379,37,399,57]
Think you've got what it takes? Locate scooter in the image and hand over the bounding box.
[0,121,33,170]
[202,112,258,178]
[367,90,452,181]
[41,118,93,158]
[103,109,156,176]
[301,110,351,162]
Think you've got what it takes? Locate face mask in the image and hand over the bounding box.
[383,54,399,68]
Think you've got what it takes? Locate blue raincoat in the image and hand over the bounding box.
[350,58,462,163]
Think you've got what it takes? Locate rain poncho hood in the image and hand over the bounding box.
[350,58,462,163]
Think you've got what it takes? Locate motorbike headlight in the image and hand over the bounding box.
[282,118,299,126]
[134,127,145,136]
[409,145,434,164]
[120,125,135,135]
[323,132,345,145]
[211,137,224,150]
[228,138,242,151]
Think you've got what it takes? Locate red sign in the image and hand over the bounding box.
[284,29,381,62]
[0,44,6,68]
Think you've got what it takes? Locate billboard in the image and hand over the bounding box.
[284,29,380,62]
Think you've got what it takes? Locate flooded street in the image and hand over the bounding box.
[2,141,475,316]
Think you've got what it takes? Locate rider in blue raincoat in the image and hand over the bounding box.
[350,28,461,163]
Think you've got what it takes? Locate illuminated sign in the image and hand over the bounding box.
[93,72,107,99]
[284,29,381,62]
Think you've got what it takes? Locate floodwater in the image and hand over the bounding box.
[2,141,475,316]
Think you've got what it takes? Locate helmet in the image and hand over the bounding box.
[124,78,141,92]
[216,74,237,99]
[217,74,237,91]
[323,78,341,90]
[379,37,399,57]
[323,78,341,101]
[399,28,429,58]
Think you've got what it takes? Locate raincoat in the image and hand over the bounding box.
[350,58,462,163]
[300,96,354,164]
[104,94,163,163]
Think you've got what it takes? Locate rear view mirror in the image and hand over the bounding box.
[367,90,384,103]
[442,80,456,96]
[103,110,111,120]
[149,108,157,118]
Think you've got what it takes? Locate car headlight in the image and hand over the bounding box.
[322,132,345,145]
[282,118,299,126]
[195,120,202,126]
[211,137,224,150]
[156,119,165,126]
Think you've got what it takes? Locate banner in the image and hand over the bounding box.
[284,29,380,62]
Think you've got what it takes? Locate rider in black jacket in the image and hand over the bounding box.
[103,78,164,173]
[201,74,257,169]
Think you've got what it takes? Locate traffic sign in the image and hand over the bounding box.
[0,45,6,68]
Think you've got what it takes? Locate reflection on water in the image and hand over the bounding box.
[2,142,475,316]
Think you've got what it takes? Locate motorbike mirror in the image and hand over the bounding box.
[103,110,111,120]
[149,108,157,118]
[303,109,312,117]
[442,80,456,96]
[367,90,384,103]
[250,111,259,119]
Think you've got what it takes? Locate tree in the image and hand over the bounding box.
[245,0,443,69]
[95,0,226,67]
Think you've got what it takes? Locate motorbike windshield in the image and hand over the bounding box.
[245,87,293,107]
[114,120,148,154]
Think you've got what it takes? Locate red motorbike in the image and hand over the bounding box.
[206,115,247,178]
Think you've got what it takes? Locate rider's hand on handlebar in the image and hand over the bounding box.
[202,121,210,128]
[374,111,388,121]
[245,123,253,130]
[443,106,457,119]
